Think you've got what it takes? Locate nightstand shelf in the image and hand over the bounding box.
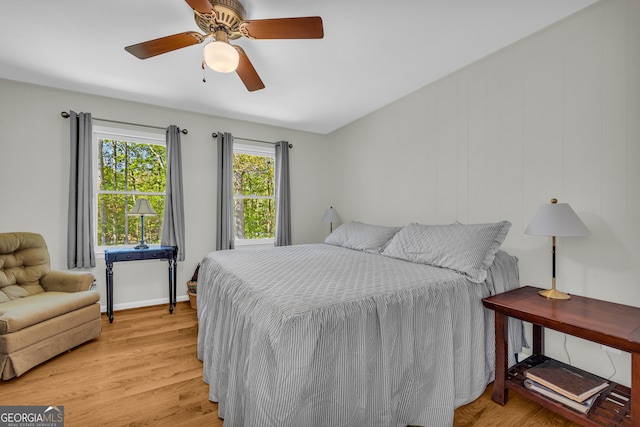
[507,355,631,426]
[483,286,640,427]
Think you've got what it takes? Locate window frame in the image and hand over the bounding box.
[233,142,276,246]
[92,125,167,253]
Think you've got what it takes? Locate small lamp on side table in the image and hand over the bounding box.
[128,198,156,249]
[525,198,590,300]
[321,206,341,233]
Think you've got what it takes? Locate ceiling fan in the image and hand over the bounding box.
[124,0,324,92]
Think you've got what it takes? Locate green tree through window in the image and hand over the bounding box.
[233,148,275,241]
[96,135,166,247]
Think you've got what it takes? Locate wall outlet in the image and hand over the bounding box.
[601,345,622,355]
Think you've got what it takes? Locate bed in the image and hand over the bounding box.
[197,221,524,426]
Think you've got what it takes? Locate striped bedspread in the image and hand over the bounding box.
[197,244,522,427]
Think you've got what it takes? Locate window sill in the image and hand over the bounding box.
[234,239,274,248]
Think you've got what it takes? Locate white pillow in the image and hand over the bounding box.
[381,221,512,283]
[324,221,401,253]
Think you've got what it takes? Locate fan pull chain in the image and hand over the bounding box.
[202,60,207,83]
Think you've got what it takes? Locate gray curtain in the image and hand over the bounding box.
[67,111,96,268]
[274,141,292,246]
[161,125,186,261]
[216,132,235,250]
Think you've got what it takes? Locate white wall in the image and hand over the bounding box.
[327,0,640,386]
[0,79,329,312]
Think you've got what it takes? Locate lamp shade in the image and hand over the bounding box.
[321,207,340,223]
[525,199,589,237]
[204,41,240,73]
[129,198,156,216]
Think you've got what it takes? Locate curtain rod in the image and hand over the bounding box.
[60,111,188,134]
[211,132,292,148]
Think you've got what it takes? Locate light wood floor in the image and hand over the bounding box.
[1,302,580,426]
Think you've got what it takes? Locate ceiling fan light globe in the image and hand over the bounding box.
[204,41,240,73]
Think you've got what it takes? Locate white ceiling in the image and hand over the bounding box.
[0,0,599,134]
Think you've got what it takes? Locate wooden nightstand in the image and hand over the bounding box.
[483,286,639,426]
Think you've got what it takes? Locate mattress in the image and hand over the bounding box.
[197,243,522,426]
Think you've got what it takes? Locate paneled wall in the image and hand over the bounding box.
[327,0,640,385]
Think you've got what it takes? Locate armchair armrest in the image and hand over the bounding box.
[41,270,95,293]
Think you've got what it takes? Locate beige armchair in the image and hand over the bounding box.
[0,232,101,380]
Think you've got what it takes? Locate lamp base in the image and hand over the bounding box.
[538,288,571,300]
[134,243,149,250]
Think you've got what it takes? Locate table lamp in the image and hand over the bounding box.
[321,206,341,233]
[128,198,156,249]
[525,198,590,299]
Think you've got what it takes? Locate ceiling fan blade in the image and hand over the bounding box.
[239,16,323,39]
[235,47,265,92]
[185,0,213,14]
[125,32,204,59]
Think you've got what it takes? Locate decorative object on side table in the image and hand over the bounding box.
[525,198,590,299]
[321,206,341,233]
[128,198,156,249]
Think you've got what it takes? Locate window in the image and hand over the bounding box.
[233,143,275,245]
[93,126,166,250]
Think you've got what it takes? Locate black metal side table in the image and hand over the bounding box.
[104,246,177,323]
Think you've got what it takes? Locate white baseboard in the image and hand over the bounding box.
[100,295,189,313]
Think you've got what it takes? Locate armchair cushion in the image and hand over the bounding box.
[41,271,94,293]
[0,232,50,302]
[0,291,100,334]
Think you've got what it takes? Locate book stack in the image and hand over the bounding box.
[523,359,609,415]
